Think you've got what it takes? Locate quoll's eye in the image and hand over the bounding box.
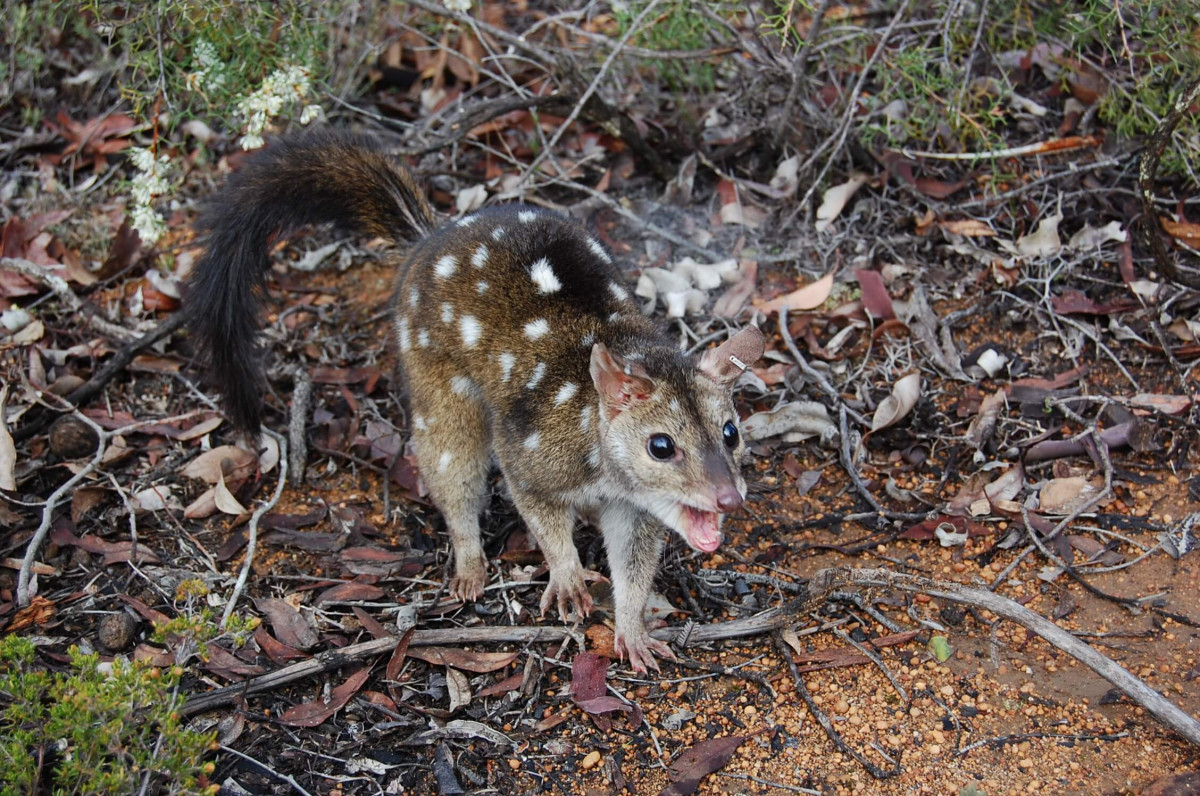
[722,421,739,448]
[647,434,676,461]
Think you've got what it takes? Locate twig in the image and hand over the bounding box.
[13,311,189,443]
[797,0,911,212]
[773,631,900,779]
[797,567,1200,748]
[221,428,288,627]
[515,0,664,189]
[954,731,1129,758]
[288,371,311,487]
[1139,73,1200,289]
[16,407,206,605]
[777,0,836,145]
[897,135,1102,161]
[0,256,137,344]
[218,745,316,796]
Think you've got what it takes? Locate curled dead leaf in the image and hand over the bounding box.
[870,373,922,432]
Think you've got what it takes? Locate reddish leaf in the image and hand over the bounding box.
[280,666,372,727]
[385,628,415,705]
[254,597,319,650]
[252,626,308,666]
[660,736,745,796]
[406,647,518,673]
[854,268,895,320]
[900,515,990,541]
[476,672,525,698]
[314,580,386,606]
[570,652,610,702]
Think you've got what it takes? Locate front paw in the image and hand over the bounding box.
[450,557,487,602]
[539,567,607,620]
[614,625,675,673]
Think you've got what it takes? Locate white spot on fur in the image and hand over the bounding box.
[413,415,428,431]
[438,451,453,472]
[669,399,681,413]
[434,254,458,279]
[607,311,622,322]
[451,375,475,396]
[529,258,561,294]
[441,303,454,323]
[553,382,578,406]
[457,215,477,227]
[608,281,628,301]
[587,446,601,468]
[471,244,489,269]
[524,318,550,339]
[418,328,430,347]
[525,362,546,390]
[518,210,537,223]
[582,331,595,348]
[476,280,489,293]
[397,316,411,352]
[580,405,593,432]
[460,315,481,347]
[588,238,612,263]
[409,287,420,308]
[523,432,541,450]
[492,226,506,240]
[498,352,515,383]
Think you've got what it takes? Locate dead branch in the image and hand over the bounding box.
[1139,73,1200,289]
[796,567,1200,748]
[220,429,288,628]
[0,256,137,344]
[13,310,188,443]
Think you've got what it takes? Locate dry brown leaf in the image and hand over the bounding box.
[1016,209,1063,257]
[871,373,922,432]
[938,218,995,237]
[181,444,257,484]
[446,666,471,713]
[0,386,15,491]
[815,174,868,233]
[214,471,247,516]
[752,273,834,316]
[1161,217,1200,243]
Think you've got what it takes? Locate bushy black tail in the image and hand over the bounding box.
[187,129,434,434]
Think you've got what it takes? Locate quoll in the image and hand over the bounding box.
[188,130,765,671]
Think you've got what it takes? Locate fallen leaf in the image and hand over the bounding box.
[855,268,895,320]
[1068,221,1126,249]
[280,666,372,727]
[711,260,757,318]
[255,597,319,650]
[1161,217,1200,244]
[181,445,257,484]
[214,471,247,515]
[871,373,922,432]
[1016,208,1063,257]
[938,218,995,237]
[0,392,15,491]
[742,401,835,443]
[446,666,472,713]
[752,273,834,316]
[660,736,745,796]
[406,647,519,673]
[815,174,868,233]
[1039,476,1101,515]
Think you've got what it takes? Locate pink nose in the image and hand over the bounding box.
[716,488,743,513]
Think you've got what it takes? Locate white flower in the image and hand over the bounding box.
[130,204,167,245]
[128,147,156,173]
[240,133,266,151]
[299,104,323,125]
[443,0,471,11]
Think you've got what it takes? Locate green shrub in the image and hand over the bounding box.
[0,635,217,795]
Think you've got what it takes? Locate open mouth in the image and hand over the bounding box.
[680,505,722,552]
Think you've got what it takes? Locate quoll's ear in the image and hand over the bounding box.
[697,326,766,386]
[590,343,656,420]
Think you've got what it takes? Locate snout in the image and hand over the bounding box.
[715,486,743,513]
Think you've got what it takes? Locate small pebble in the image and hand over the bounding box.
[581,751,602,770]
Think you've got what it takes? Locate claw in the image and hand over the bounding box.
[539,567,604,620]
[615,627,675,673]
[449,559,487,602]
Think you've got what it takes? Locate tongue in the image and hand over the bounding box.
[682,507,722,552]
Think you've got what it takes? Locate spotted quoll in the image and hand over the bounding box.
[188,130,765,671]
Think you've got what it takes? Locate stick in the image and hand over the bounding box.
[0,256,137,344]
[1139,74,1200,289]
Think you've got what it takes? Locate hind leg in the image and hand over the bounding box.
[408,375,492,601]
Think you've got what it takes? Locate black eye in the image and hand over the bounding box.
[647,434,676,461]
[722,421,739,448]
